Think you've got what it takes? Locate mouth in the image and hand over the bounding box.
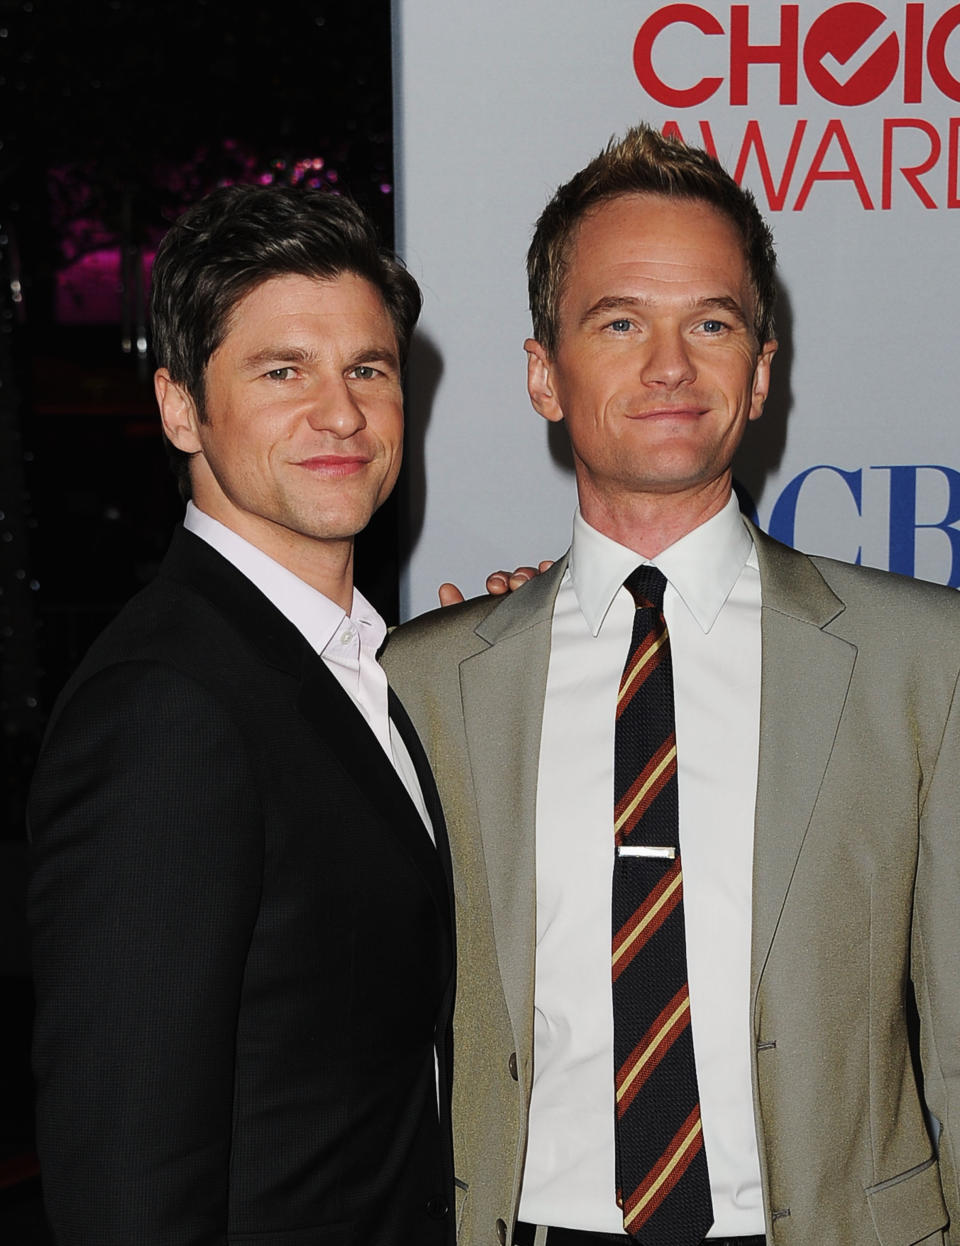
[625,406,708,421]
[295,455,370,477]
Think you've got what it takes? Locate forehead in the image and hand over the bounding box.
[561,193,752,309]
[221,271,395,346]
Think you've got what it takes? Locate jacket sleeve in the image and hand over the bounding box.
[28,661,263,1246]
[913,665,960,1243]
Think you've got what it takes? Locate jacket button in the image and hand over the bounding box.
[496,1217,508,1244]
[426,1197,448,1219]
[508,1051,519,1080]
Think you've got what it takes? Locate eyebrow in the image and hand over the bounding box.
[239,343,401,373]
[349,344,401,373]
[240,345,314,371]
[579,294,752,329]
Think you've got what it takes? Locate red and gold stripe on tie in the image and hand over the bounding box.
[615,982,692,1116]
[621,1103,706,1233]
[611,857,683,981]
[614,734,677,842]
[616,622,669,718]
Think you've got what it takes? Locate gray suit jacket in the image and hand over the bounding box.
[383,524,960,1246]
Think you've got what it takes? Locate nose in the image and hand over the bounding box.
[639,326,696,389]
[304,377,367,438]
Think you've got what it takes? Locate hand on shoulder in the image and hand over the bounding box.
[438,561,554,607]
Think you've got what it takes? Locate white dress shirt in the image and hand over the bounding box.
[520,494,764,1236]
[183,503,433,840]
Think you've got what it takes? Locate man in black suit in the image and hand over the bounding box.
[28,186,455,1246]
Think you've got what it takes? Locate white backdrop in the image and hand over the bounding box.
[393,1,960,618]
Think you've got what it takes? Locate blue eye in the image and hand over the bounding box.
[701,320,725,334]
[609,319,632,332]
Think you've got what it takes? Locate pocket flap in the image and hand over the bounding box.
[865,1156,947,1246]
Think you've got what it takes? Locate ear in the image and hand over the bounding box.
[524,338,564,424]
[155,369,203,452]
[748,339,778,422]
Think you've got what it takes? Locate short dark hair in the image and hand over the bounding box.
[527,123,776,355]
[150,185,422,497]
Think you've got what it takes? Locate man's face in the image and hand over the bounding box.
[526,193,776,521]
[158,272,403,573]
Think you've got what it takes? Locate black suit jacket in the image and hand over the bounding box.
[28,528,455,1246]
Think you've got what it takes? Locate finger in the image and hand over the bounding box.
[438,582,466,607]
[507,567,539,589]
[538,560,555,572]
[485,572,511,596]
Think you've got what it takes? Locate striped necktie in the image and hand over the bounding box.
[612,565,713,1245]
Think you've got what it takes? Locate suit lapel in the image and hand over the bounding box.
[389,687,455,937]
[458,560,567,1048]
[750,526,857,994]
[162,527,448,923]
[449,528,855,1036]
[160,526,308,676]
[390,687,457,1170]
[297,654,449,925]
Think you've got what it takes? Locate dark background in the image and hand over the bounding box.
[0,1,396,1236]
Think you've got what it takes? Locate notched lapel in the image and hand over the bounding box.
[459,564,565,1049]
[751,531,857,994]
[297,653,448,923]
[164,527,449,923]
[160,527,307,676]
[389,688,455,932]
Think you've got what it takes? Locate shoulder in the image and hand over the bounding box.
[384,557,568,673]
[41,568,298,791]
[809,552,959,610]
[29,656,264,888]
[381,597,504,705]
[813,556,960,660]
[755,528,960,657]
[66,557,285,692]
[36,656,254,799]
[754,522,959,610]
[387,594,501,652]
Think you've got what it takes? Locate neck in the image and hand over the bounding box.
[265,531,356,612]
[578,476,733,559]
[189,498,356,613]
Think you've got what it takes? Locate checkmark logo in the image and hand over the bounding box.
[804,4,899,106]
[819,21,893,87]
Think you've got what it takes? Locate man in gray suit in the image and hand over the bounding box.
[383,125,960,1246]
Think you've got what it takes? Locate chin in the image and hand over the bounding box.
[628,455,715,490]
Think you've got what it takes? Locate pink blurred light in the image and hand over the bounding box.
[54,248,156,325]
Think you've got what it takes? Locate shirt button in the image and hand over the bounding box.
[425,1197,448,1219]
[508,1052,518,1080]
[496,1218,508,1245]
[339,630,354,645]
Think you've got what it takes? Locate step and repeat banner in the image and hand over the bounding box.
[393,2,960,618]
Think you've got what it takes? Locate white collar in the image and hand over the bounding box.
[569,493,755,637]
[183,502,385,656]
